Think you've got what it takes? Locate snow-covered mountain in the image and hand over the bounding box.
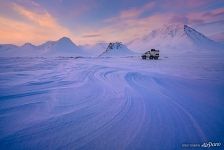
[99,42,137,57]
[0,37,86,57]
[14,43,40,57]
[129,24,222,52]
[184,25,219,48]
[39,37,85,57]
[21,43,37,50]
[0,44,18,51]
[1,25,222,57]
[38,41,55,50]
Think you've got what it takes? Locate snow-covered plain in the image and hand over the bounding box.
[0,49,224,149]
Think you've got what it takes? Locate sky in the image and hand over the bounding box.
[0,0,224,45]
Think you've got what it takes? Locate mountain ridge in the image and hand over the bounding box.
[0,37,86,57]
[128,24,222,51]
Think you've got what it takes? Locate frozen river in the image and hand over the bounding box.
[0,54,224,149]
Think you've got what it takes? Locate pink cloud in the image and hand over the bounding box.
[82,13,174,45]
[0,2,73,45]
[184,0,214,7]
[187,7,224,24]
[119,2,155,19]
[202,8,224,18]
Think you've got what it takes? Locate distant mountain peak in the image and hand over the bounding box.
[57,37,73,43]
[22,43,35,47]
[0,36,86,57]
[21,43,37,50]
[99,42,136,57]
[106,42,125,51]
[23,42,33,45]
[184,24,189,28]
[129,23,221,51]
[184,25,215,44]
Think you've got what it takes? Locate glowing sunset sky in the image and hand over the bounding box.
[0,0,224,45]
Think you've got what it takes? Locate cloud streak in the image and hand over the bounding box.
[0,2,72,45]
[82,34,101,38]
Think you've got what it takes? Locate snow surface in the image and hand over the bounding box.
[0,49,224,149]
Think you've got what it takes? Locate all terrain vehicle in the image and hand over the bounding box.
[141,49,159,60]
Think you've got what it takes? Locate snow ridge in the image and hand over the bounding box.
[184,25,217,47]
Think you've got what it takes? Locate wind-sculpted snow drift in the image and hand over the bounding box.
[0,51,224,149]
